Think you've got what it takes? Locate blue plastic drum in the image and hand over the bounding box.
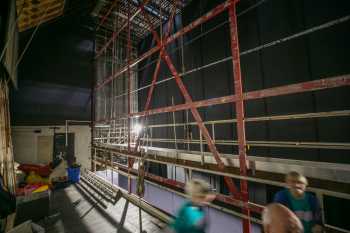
[67,167,80,183]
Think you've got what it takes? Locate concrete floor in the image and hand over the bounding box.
[44,183,167,233]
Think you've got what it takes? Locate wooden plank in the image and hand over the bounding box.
[16,0,64,31]
[19,3,63,19]
[20,0,63,15]
[19,1,64,24]
[16,0,63,8]
[18,11,62,31]
[19,13,61,30]
[19,15,60,31]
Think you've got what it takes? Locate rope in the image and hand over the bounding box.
[7,4,51,84]
[136,116,150,197]
[0,0,26,62]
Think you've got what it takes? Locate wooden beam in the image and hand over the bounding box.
[18,11,62,31]
[20,1,63,16]
[16,0,63,7]
[16,0,64,31]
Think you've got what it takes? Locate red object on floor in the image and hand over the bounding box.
[18,164,52,177]
[16,184,41,196]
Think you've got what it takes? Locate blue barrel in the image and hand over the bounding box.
[67,167,80,183]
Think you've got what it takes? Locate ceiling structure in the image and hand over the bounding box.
[16,0,65,32]
[15,0,97,32]
[93,0,185,54]
[12,0,96,125]
[15,0,186,43]
[12,0,186,125]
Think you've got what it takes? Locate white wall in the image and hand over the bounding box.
[12,125,91,169]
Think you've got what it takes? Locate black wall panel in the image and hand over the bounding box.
[11,13,95,125]
[138,0,350,163]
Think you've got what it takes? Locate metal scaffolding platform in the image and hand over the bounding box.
[91,1,350,232]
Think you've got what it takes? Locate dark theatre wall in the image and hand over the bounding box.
[138,0,350,230]
[10,13,95,125]
[138,0,350,164]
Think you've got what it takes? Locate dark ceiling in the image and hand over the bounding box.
[11,0,96,125]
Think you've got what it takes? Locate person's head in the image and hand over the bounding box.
[262,203,303,233]
[286,171,308,198]
[185,179,216,205]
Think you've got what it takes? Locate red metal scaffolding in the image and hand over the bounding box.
[92,0,350,232]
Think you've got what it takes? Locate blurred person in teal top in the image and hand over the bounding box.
[170,179,216,233]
